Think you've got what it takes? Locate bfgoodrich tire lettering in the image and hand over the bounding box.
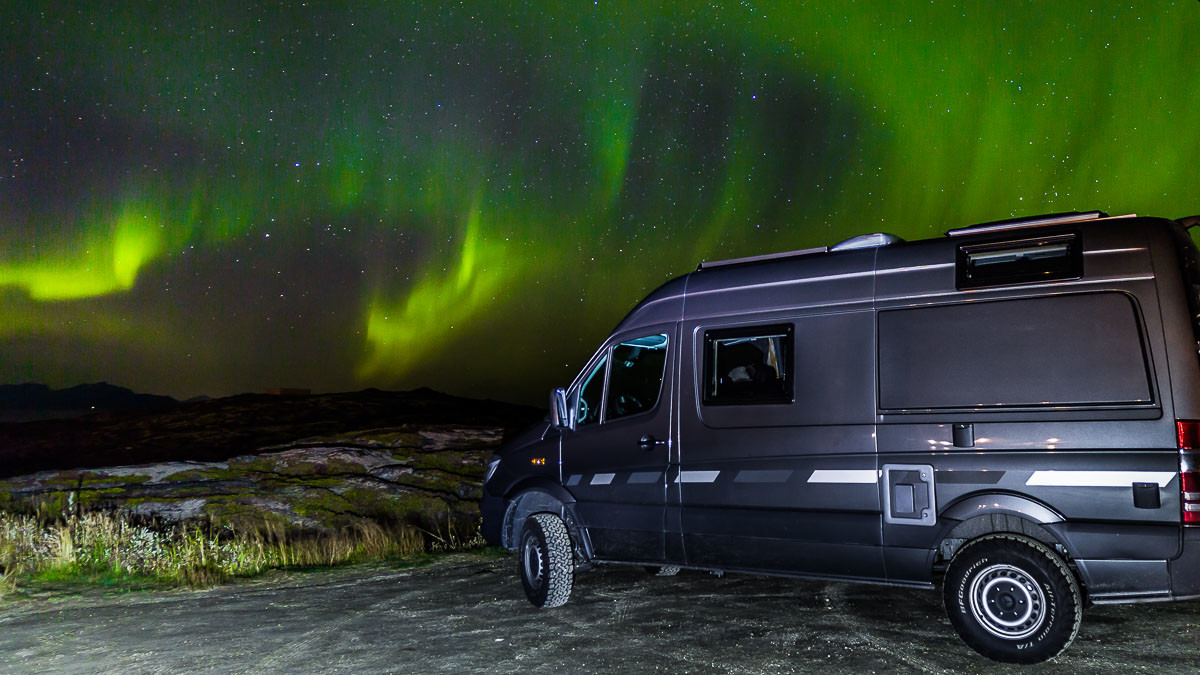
[519,512,574,608]
[943,534,1082,664]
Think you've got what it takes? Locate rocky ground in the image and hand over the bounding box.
[0,425,505,537]
[0,388,543,539]
[1,551,1197,674]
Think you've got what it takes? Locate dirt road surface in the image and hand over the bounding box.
[2,552,1197,673]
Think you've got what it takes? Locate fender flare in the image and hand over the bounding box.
[501,479,592,559]
[933,493,1068,563]
[504,477,576,506]
[941,492,1065,525]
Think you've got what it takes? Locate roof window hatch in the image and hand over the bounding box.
[956,233,1082,289]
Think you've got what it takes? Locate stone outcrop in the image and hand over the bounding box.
[0,424,503,542]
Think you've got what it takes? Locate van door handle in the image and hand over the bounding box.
[638,434,666,451]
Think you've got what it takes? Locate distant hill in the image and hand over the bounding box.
[0,387,544,478]
[0,382,179,423]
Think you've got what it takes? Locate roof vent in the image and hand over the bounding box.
[830,232,904,252]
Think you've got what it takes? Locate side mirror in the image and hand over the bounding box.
[549,388,569,429]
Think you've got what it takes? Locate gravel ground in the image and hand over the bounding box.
[1,552,1198,673]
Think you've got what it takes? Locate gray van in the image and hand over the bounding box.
[481,211,1200,663]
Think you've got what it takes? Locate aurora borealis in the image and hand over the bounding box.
[2,2,1198,404]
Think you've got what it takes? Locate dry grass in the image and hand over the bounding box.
[0,510,446,599]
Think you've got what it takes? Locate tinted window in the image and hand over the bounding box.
[957,234,1081,289]
[577,355,607,426]
[606,334,668,421]
[703,323,794,405]
[878,293,1152,410]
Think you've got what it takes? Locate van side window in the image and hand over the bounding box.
[606,334,669,421]
[577,355,607,426]
[956,233,1081,289]
[878,293,1152,410]
[703,324,794,406]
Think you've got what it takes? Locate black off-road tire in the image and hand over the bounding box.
[943,534,1083,664]
[519,512,574,608]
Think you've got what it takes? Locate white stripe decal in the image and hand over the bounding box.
[807,469,878,484]
[591,473,615,485]
[565,474,582,486]
[676,470,720,483]
[627,471,662,484]
[1025,471,1175,487]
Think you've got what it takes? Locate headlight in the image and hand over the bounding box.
[485,457,501,484]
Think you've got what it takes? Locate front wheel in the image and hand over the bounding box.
[943,535,1082,664]
[519,512,574,608]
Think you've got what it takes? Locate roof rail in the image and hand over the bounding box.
[946,211,1107,237]
[697,246,827,271]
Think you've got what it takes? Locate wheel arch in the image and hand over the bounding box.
[936,493,1068,564]
[501,480,593,561]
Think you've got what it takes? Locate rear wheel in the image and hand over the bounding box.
[943,535,1082,664]
[519,512,574,608]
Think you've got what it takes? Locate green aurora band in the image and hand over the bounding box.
[2,2,1198,401]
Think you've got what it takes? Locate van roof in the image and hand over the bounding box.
[610,211,1156,336]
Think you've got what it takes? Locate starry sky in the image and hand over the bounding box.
[2,2,1198,405]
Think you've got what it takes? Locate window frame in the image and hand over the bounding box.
[573,352,610,428]
[604,333,670,423]
[701,322,795,407]
[571,332,671,428]
[956,232,1083,290]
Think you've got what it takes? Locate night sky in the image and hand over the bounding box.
[2,3,1198,405]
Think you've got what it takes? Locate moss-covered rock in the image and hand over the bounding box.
[0,424,503,545]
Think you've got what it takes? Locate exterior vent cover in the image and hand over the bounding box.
[830,232,904,252]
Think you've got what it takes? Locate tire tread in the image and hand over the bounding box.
[528,512,574,608]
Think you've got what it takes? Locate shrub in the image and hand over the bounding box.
[0,509,446,599]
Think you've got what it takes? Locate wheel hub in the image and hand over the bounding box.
[969,563,1047,640]
[522,536,544,589]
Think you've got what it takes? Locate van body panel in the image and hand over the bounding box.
[681,248,875,319]
[1074,560,1171,599]
[1047,521,1182,559]
[675,301,883,577]
[1149,222,1200,421]
[1168,529,1200,598]
[694,312,877,429]
[610,275,688,336]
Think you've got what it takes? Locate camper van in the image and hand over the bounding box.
[481,211,1200,663]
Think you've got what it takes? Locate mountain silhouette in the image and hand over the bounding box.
[0,382,179,422]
